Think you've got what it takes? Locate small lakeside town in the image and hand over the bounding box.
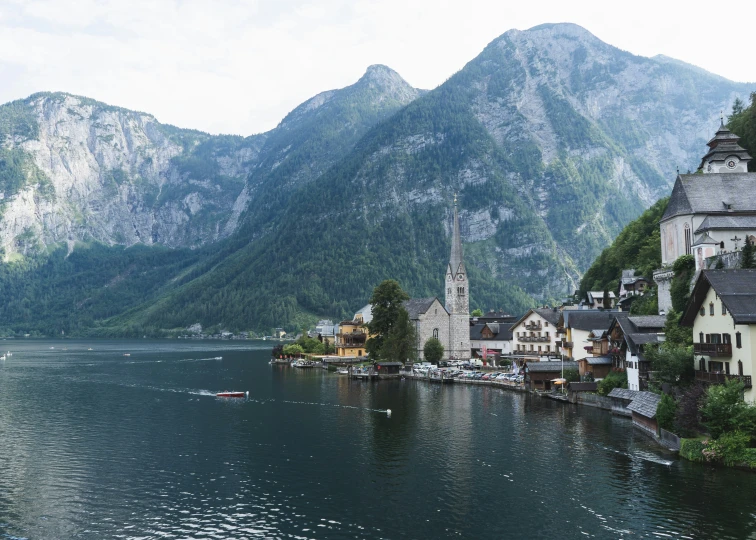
[272,120,756,469]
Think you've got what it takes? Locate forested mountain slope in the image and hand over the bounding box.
[116,23,754,333]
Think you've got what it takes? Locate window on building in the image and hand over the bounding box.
[529,345,533,351]
[700,307,706,316]
[545,322,549,327]
[546,345,550,352]
[726,363,730,375]
[723,333,731,344]
[546,332,549,338]
[684,223,691,255]
[699,357,706,372]
[736,332,742,348]
[739,360,744,376]
[722,303,727,315]
[705,334,710,343]
[433,328,439,339]
[538,346,542,353]
[709,303,714,316]
[435,309,437,315]
[699,332,704,343]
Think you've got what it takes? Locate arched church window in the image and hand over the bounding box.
[433,328,439,339]
[684,223,691,255]
[448,288,451,295]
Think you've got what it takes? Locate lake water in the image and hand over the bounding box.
[1,340,755,539]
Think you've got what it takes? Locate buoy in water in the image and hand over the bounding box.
[386,409,392,417]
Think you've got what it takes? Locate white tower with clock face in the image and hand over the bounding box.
[445,198,471,360]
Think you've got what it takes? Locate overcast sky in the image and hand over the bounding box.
[1,0,754,135]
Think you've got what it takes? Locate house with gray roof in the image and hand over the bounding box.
[680,269,756,401]
[559,310,621,361]
[524,360,579,391]
[655,121,756,311]
[607,315,665,391]
[470,321,514,363]
[626,391,662,438]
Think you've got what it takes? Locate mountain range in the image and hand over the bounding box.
[0,23,753,336]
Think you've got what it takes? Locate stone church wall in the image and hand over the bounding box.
[415,302,451,360]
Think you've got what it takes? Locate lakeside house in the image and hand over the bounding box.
[511,308,561,359]
[524,360,579,391]
[626,391,662,438]
[559,310,619,361]
[335,307,374,358]
[680,269,756,401]
[470,320,514,364]
[607,315,666,391]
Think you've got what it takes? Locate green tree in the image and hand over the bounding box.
[365,279,412,361]
[381,308,417,363]
[647,344,694,387]
[423,337,444,364]
[597,371,627,396]
[629,288,658,315]
[670,255,695,313]
[471,308,483,317]
[283,343,304,355]
[657,393,677,431]
[701,379,756,439]
[741,236,755,269]
[563,368,579,383]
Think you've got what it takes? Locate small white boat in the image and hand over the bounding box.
[123,353,131,357]
[337,368,349,375]
[0,355,5,361]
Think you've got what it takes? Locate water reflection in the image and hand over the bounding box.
[1,341,756,539]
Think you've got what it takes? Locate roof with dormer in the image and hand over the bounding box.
[661,173,756,222]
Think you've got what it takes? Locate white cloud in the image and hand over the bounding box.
[0,0,754,135]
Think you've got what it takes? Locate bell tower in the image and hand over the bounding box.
[445,195,470,360]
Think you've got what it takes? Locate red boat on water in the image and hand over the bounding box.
[216,391,248,398]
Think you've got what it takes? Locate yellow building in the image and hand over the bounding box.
[335,305,374,358]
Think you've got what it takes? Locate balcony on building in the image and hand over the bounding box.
[693,343,732,357]
[524,322,542,331]
[695,370,752,388]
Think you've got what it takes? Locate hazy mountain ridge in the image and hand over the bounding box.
[0,23,754,335]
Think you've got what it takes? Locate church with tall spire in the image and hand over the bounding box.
[402,197,471,361]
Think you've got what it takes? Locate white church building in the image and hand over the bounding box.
[655,120,756,312]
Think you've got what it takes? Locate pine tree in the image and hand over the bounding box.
[741,237,755,269]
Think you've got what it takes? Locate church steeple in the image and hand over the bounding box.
[449,194,464,278]
[699,119,752,173]
[444,195,470,360]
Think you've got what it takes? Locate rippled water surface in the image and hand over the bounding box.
[1,340,756,539]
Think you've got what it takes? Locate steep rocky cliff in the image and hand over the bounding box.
[0,65,421,258]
